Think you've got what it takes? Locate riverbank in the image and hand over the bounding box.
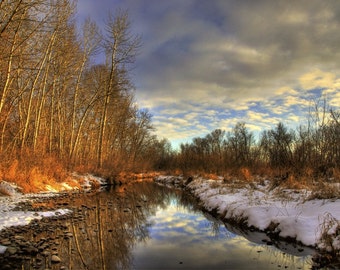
[0,172,160,238]
[0,172,339,268]
[154,175,340,265]
[0,174,106,251]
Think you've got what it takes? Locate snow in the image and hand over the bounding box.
[0,245,6,253]
[155,176,340,252]
[0,207,70,232]
[0,174,107,254]
[72,173,107,189]
[0,181,21,196]
[0,187,72,254]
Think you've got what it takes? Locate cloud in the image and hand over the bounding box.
[299,69,337,90]
[79,0,340,146]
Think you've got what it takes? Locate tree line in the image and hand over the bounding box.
[0,0,167,174]
[172,103,340,181]
[1,1,339,182]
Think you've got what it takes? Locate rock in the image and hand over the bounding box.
[23,246,38,255]
[51,254,61,263]
[6,247,17,255]
[41,250,51,257]
[1,240,11,246]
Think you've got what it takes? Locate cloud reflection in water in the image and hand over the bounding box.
[132,194,313,269]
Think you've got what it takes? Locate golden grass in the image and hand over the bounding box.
[1,153,72,193]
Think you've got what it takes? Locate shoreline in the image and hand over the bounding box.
[154,175,340,264]
[0,173,339,268]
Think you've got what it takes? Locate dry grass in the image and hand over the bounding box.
[196,167,340,201]
[332,168,340,182]
[282,175,309,190]
[317,213,340,255]
[239,167,252,181]
[201,173,221,180]
[1,153,72,193]
[308,182,340,200]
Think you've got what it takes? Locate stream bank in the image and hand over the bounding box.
[154,175,340,269]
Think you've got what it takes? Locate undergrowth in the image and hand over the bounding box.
[0,152,74,193]
[317,213,340,255]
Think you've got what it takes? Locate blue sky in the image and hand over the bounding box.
[77,0,340,148]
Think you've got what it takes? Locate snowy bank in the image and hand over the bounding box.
[154,175,340,253]
[0,174,107,254]
[0,192,71,254]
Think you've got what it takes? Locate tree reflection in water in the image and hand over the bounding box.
[0,182,316,270]
[60,182,181,270]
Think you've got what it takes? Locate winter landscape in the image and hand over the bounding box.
[0,174,339,269]
[1,0,340,269]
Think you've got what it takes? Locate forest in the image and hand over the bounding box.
[0,0,171,188]
[0,0,339,193]
[174,114,340,183]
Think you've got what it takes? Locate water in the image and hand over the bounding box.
[129,183,314,270]
[0,181,318,269]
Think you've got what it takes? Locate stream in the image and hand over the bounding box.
[0,181,318,269]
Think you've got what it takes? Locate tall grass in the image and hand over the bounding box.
[0,152,73,193]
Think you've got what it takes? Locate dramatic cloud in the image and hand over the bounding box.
[77,0,340,148]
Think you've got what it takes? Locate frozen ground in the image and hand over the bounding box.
[0,174,107,254]
[155,175,340,253]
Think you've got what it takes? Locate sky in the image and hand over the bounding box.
[76,0,340,148]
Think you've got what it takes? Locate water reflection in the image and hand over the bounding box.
[0,182,316,270]
[59,182,174,270]
[131,188,314,270]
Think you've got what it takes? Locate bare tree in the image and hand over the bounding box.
[96,10,141,168]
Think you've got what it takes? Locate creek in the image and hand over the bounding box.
[0,181,316,269]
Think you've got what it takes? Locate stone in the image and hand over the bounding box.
[6,247,17,255]
[51,254,61,263]
[1,240,11,246]
[41,250,51,257]
[23,246,38,255]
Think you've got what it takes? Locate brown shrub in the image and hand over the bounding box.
[253,166,274,178]
[332,168,340,182]
[284,175,307,190]
[239,167,252,182]
[28,167,48,192]
[40,155,68,183]
[303,167,314,178]
[202,173,220,180]
[308,182,340,200]
[7,159,19,181]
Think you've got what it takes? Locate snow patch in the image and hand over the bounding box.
[72,173,107,189]
[0,173,105,249]
[0,201,71,232]
[155,175,340,252]
[0,245,6,254]
[0,181,21,196]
